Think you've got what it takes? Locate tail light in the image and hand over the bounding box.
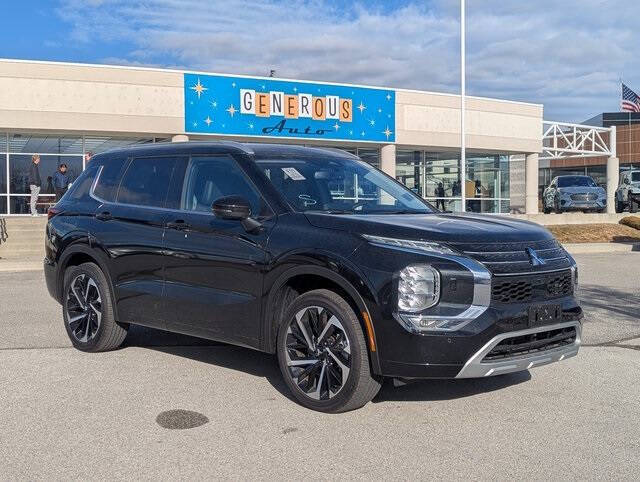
[47,207,61,220]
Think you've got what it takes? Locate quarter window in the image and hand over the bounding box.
[117,157,177,207]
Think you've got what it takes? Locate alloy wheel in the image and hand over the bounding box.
[66,274,102,343]
[284,306,351,400]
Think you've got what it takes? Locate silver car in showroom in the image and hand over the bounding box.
[543,175,606,213]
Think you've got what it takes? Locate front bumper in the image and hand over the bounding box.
[559,198,606,210]
[455,320,580,378]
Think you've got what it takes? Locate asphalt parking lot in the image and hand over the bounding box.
[1,252,639,480]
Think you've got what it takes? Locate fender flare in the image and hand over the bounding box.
[262,263,382,375]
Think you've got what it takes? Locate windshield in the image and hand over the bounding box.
[557,176,596,188]
[255,156,433,214]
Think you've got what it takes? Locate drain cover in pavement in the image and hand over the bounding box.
[156,409,209,429]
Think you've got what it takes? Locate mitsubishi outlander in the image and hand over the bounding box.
[44,142,582,412]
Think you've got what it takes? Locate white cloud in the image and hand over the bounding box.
[56,0,640,121]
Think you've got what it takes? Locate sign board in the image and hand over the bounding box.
[184,73,395,142]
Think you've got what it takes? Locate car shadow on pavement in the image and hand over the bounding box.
[578,284,640,322]
[122,325,534,404]
[372,371,531,403]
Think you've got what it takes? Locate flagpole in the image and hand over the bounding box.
[460,0,466,213]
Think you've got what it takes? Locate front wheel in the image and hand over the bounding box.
[63,262,128,352]
[276,289,381,413]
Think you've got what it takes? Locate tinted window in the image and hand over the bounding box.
[256,157,432,214]
[93,158,128,202]
[181,155,268,217]
[67,163,99,201]
[117,157,176,207]
[557,176,596,188]
[632,172,640,183]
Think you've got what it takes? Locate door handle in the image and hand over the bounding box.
[95,211,112,221]
[166,220,191,231]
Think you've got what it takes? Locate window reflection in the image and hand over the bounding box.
[9,155,82,194]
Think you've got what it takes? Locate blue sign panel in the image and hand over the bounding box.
[184,73,395,142]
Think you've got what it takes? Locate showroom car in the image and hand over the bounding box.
[543,175,606,213]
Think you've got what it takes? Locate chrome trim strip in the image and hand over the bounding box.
[455,321,581,379]
[492,267,573,277]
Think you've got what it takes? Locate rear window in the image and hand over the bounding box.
[116,157,177,208]
[93,158,128,202]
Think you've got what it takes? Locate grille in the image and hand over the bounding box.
[483,326,577,362]
[452,239,571,274]
[570,193,597,201]
[491,270,573,303]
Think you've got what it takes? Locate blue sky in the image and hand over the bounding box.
[1,0,639,122]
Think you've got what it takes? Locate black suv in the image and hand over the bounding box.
[45,142,582,412]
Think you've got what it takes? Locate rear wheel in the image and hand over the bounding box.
[276,289,381,413]
[63,262,127,352]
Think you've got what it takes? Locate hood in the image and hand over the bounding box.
[304,212,554,244]
[557,186,604,194]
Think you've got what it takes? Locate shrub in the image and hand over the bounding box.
[619,216,640,231]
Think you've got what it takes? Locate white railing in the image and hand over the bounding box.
[540,121,615,160]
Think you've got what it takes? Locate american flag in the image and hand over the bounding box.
[621,83,640,112]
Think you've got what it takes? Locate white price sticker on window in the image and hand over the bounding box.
[282,167,306,181]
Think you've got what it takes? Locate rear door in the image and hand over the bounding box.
[162,154,274,348]
[92,155,184,328]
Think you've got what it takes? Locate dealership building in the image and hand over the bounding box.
[0,58,566,216]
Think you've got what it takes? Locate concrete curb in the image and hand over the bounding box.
[562,242,640,254]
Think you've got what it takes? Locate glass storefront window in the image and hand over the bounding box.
[9,155,83,194]
[0,196,6,215]
[8,134,83,154]
[357,148,380,168]
[84,136,154,154]
[0,155,6,194]
[9,195,55,215]
[425,152,461,199]
[0,132,7,152]
[396,150,423,195]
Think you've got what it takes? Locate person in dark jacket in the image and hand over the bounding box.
[53,164,71,201]
[435,182,446,210]
[29,154,42,216]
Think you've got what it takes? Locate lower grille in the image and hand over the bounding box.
[491,270,573,303]
[483,326,577,362]
[570,193,597,201]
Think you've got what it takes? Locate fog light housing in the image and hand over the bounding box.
[398,265,440,312]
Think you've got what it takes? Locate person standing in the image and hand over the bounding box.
[435,182,446,210]
[29,154,42,216]
[53,163,71,202]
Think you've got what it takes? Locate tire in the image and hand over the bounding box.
[62,262,127,352]
[615,200,624,213]
[543,202,551,214]
[554,198,563,214]
[631,198,639,214]
[276,289,381,413]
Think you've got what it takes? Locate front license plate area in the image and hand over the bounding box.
[528,304,562,327]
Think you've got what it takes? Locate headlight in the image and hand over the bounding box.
[398,265,440,312]
[362,234,458,255]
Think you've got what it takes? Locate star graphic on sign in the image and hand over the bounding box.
[382,126,393,140]
[192,121,198,128]
[361,131,365,136]
[204,116,212,126]
[190,78,207,98]
[222,123,226,128]
[369,119,375,126]
[231,82,236,88]
[293,87,298,92]
[333,123,340,131]
[378,108,382,113]
[248,122,254,129]
[357,102,366,114]
[261,84,266,90]
[210,100,218,108]
[226,104,237,117]
[386,93,392,101]
[349,130,354,135]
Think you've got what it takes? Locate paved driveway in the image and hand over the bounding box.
[1,252,639,479]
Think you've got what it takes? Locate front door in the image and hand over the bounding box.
[162,154,274,348]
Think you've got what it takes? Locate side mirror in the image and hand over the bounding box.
[212,195,251,220]
[624,178,630,185]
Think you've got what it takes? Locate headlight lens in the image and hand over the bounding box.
[398,265,440,312]
[362,234,458,255]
